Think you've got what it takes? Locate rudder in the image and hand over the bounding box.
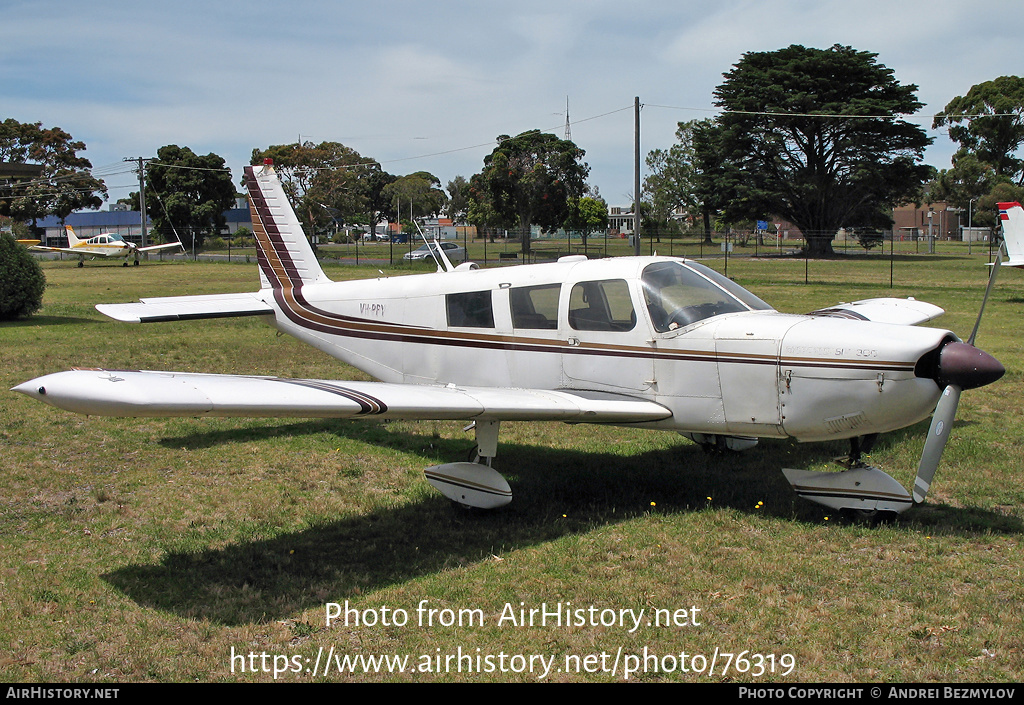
[244,162,328,289]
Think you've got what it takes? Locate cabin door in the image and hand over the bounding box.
[560,278,654,393]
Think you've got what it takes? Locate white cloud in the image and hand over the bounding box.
[4,0,1022,200]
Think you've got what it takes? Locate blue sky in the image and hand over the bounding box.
[3,0,1022,206]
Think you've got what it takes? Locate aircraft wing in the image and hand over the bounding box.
[138,242,185,253]
[97,292,273,322]
[13,369,673,423]
[809,297,944,326]
[30,245,82,255]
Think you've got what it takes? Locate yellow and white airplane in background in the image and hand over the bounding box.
[31,225,183,267]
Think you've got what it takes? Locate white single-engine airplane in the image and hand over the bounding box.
[31,225,184,267]
[12,162,1007,516]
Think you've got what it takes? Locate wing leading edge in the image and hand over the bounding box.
[12,369,672,423]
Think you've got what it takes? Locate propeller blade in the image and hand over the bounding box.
[968,242,1004,346]
[912,239,1006,506]
[913,384,961,503]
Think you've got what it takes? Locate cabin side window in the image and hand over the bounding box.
[568,279,636,332]
[509,284,560,329]
[446,290,494,328]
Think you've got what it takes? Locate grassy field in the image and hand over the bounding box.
[2,252,1022,683]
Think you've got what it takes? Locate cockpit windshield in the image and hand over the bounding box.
[641,260,773,332]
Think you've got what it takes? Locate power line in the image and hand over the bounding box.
[646,103,1023,123]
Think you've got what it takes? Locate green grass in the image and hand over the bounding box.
[1,254,1022,682]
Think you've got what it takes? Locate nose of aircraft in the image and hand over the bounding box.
[934,341,1004,390]
[11,380,41,398]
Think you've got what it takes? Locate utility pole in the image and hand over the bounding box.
[124,157,151,248]
[634,97,641,257]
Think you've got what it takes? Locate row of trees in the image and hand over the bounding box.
[248,131,605,255]
[4,49,1021,257]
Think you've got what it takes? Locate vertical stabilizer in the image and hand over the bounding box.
[244,163,328,289]
[998,202,1024,267]
[65,225,81,246]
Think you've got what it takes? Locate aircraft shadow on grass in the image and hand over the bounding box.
[104,420,1021,626]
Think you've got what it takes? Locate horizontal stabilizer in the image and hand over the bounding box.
[12,369,673,423]
[96,293,273,323]
[809,297,944,326]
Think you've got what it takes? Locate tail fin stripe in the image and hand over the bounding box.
[245,169,301,289]
[244,165,326,290]
[243,165,435,340]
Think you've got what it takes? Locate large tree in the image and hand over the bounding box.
[445,175,470,223]
[929,153,998,214]
[710,45,932,256]
[470,130,589,254]
[643,145,688,236]
[145,145,235,250]
[386,171,447,221]
[564,194,608,250]
[933,76,1024,184]
[359,166,397,240]
[251,141,369,238]
[644,119,731,244]
[0,118,106,225]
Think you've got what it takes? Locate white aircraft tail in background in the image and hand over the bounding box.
[998,201,1024,267]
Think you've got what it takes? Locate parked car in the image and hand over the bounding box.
[402,242,467,262]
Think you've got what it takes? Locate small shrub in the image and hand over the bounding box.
[0,233,46,320]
